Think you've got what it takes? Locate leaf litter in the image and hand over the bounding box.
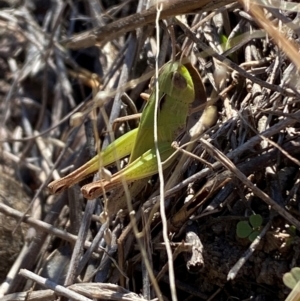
[0,0,300,300]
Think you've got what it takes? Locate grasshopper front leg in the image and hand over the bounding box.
[48,127,138,194]
[100,178,149,219]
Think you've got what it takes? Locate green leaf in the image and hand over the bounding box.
[248,231,260,242]
[288,225,297,236]
[291,267,300,283]
[283,272,298,289]
[236,221,252,238]
[249,214,262,228]
[220,34,229,51]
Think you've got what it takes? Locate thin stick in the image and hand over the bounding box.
[227,220,272,280]
[239,0,300,71]
[154,4,177,301]
[200,138,300,230]
[0,203,100,252]
[63,0,235,49]
[147,112,300,204]
[19,269,93,301]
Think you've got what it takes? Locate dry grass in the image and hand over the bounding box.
[1,0,300,300]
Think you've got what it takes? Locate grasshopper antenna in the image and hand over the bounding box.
[168,24,177,62]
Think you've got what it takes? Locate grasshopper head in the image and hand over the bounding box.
[159,62,195,103]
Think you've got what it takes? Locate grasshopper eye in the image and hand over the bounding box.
[172,71,187,90]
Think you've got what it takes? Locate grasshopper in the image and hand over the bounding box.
[48,60,206,216]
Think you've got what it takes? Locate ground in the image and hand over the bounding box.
[0,1,300,300]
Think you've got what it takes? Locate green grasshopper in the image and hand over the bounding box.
[48,60,204,215]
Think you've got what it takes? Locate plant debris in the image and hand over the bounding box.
[1,1,300,300]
